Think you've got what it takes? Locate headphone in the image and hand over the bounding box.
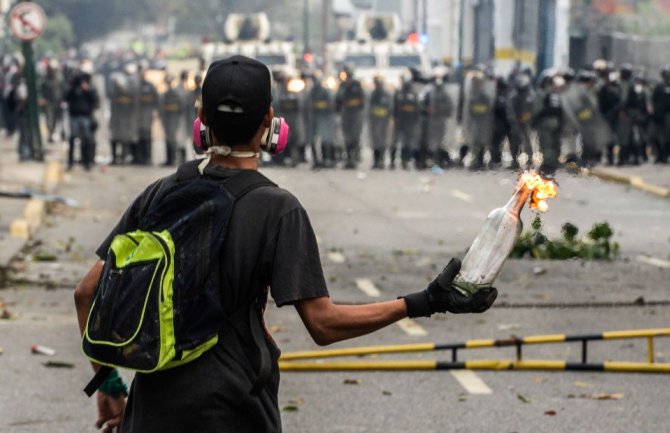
[192,117,289,157]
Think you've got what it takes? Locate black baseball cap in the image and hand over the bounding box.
[202,55,272,144]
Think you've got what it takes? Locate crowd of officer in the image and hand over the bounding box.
[0,51,203,170]
[5,50,669,176]
[269,60,670,176]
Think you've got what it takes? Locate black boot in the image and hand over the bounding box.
[67,138,76,170]
[163,144,176,166]
[110,141,119,165]
[372,149,383,169]
[389,146,397,169]
[401,148,411,170]
[344,146,357,169]
[606,143,615,166]
[414,149,427,170]
[438,149,451,168]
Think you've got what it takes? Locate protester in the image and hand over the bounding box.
[65,72,99,170]
[74,55,497,433]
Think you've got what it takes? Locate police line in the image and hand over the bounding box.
[279,328,670,374]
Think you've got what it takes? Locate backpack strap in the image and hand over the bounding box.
[216,168,277,200]
[179,161,277,395]
[83,365,113,397]
[175,160,277,199]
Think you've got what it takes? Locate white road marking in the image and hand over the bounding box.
[451,189,473,203]
[396,318,428,336]
[636,255,670,269]
[355,278,381,297]
[327,251,346,264]
[450,370,493,395]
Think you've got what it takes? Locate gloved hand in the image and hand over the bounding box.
[402,258,498,318]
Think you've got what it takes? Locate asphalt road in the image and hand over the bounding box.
[1,140,669,432]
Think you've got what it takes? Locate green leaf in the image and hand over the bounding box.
[561,223,579,242]
[531,215,543,231]
[587,222,613,241]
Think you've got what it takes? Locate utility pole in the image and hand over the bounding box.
[8,1,46,162]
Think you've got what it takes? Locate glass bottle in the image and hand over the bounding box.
[451,185,532,296]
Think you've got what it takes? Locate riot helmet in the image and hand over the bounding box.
[660,65,670,81]
[619,63,633,80]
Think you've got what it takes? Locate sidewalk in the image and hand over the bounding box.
[0,136,62,285]
[589,163,670,198]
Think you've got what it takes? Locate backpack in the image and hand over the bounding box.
[83,161,276,397]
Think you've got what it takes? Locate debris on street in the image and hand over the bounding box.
[31,344,56,356]
[568,393,624,400]
[43,361,75,369]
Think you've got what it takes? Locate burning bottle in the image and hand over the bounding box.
[452,171,558,296]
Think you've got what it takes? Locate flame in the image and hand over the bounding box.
[518,171,558,212]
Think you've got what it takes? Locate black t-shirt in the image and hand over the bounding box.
[95,163,329,433]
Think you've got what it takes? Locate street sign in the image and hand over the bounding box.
[8,2,47,42]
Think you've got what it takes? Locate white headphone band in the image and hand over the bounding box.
[206,146,259,159]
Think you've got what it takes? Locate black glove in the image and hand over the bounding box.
[402,258,498,318]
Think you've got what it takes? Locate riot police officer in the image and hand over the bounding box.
[108,63,140,164]
[617,63,646,165]
[463,71,494,171]
[533,73,564,175]
[136,66,159,165]
[39,61,62,143]
[560,68,580,164]
[159,74,185,166]
[570,70,609,167]
[596,62,621,165]
[307,72,337,168]
[420,71,453,169]
[507,74,536,170]
[336,66,365,169]
[368,76,392,169]
[277,75,307,166]
[392,75,420,170]
[652,65,670,164]
[491,76,512,169]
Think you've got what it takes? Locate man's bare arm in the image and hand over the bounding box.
[74,260,104,371]
[294,296,408,346]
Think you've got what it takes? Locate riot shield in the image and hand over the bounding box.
[562,80,613,163]
[417,79,459,168]
[461,71,495,169]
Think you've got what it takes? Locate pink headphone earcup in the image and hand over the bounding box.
[275,119,289,155]
[193,118,203,150]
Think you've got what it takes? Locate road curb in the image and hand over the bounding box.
[589,167,670,198]
[1,160,63,287]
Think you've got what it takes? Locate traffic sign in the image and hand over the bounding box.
[8,2,47,42]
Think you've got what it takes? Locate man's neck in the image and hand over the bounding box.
[209,153,259,170]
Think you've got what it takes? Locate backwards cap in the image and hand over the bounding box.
[202,55,272,143]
